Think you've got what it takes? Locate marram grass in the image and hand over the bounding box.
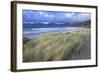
[23,29,90,62]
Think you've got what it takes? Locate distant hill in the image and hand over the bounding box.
[23,22,69,28]
[74,20,91,28]
[23,20,91,28]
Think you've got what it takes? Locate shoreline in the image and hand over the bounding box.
[23,27,90,39]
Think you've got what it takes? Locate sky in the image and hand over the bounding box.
[23,10,91,23]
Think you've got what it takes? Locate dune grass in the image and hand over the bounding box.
[23,29,90,62]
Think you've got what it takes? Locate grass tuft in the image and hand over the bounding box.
[23,29,90,62]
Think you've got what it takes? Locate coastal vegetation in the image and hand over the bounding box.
[23,29,90,62]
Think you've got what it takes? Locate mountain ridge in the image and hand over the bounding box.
[23,20,91,28]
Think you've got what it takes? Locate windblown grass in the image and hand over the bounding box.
[23,29,91,62]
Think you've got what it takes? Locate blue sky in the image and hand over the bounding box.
[23,10,91,23]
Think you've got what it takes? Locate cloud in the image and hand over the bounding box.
[73,13,91,22]
[64,13,76,18]
[23,10,91,23]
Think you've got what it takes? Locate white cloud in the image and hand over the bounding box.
[64,13,76,18]
[42,22,50,24]
[44,14,49,17]
[75,13,91,21]
[38,11,44,15]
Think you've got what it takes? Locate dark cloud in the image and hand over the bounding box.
[23,10,91,23]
